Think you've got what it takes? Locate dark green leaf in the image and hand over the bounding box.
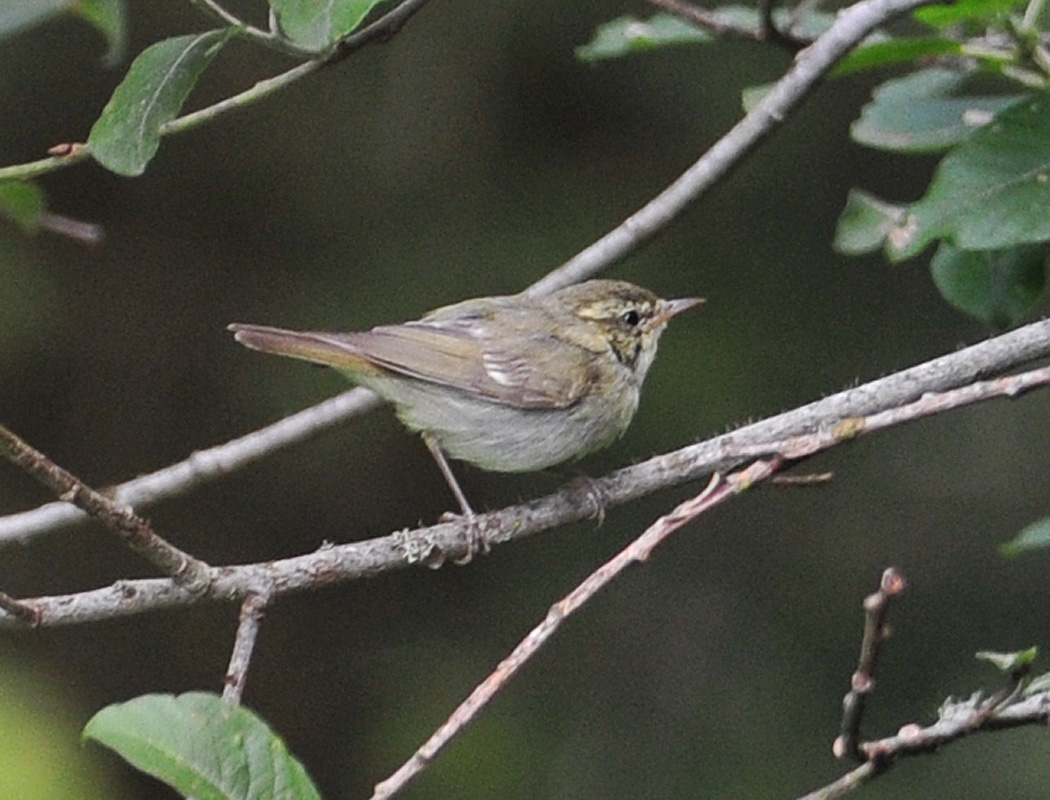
[1001,514,1050,556]
[851,69,1027,153]
[833,189,908,254]
[888,93,1050,259]
[84,692,321,800]
[87,29,234,177]
[271,0,389,51]
[74,0,127,66]
[0,181,46,233]
[975,647,1038,671]
[835,38,962,77]
[916,0,1027,27]
[576,13,712,62]
[930,242,1046,327]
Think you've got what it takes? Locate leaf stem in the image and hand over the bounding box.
[161,59,323,137]
[187,0,321,58]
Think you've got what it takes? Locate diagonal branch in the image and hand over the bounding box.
[0,424,211,588]
[2,350,1048,630]
[526,0,940,295]
[3,313,1047,549]
[369,365,1050,796]
[0,0,945,501]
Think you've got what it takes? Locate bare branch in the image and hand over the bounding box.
[527,0,940,296]
[370,470,741,799]
[0,389,382,544]
[834,568,906,760]
[3,311,1048,549]
[0,424,211,588]
[797,581,1050,800]
[0,590,40,626]
[223,592,273,704]
[2,355,1047,630]
[370,366,1050,795]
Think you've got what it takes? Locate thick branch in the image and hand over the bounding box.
[2,353,1047,629]
[3,312,1048,548]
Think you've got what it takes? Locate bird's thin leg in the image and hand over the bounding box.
[423,434,488,560]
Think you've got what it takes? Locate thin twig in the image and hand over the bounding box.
[37,213,105,245]
[370,468,767,799]
[0,0,433,183]
[328,0,433,61]
[187,0,319,58]
[645,0,765,39]
[526,0,940,296]
[0,389,382,544]
[0,590,40,626]
[834,568,906,760]
[222,592,272,704]
[796,762,881,800]
[798,649,1050,800]
[0,424,211,589]
[646,0,812,47]
[165,0,434,137]
[758,0,810,50]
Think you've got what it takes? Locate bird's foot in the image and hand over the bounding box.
[567,474,610,526]
[438,510,490,565]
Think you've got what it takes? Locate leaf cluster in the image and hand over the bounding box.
[578,0,1050,328]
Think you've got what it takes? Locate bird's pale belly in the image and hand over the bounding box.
[366,375,640,472]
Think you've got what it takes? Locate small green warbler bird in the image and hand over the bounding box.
[229,280,700,545]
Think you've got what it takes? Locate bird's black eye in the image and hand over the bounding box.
[620,309,641,327]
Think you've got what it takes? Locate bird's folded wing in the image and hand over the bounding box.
[326,322,592,409]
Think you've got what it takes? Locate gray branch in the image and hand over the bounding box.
[3,318,1048,629]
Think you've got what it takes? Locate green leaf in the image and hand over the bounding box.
[74,0,127,66]
[835,38,962,77]
[930,242,1046,327]
[84,692,321,800]
[87,29,234,177]
[833,189,908,254]
[271,0,389,51]
[1002,514,1050,556]
[975,647,1038,671]
[851,69,1027,153]
[576,13,712,62]
[0,181,46,233]
[888,92,1050,259]
[578,8,876,64]
[916,0,1027,27]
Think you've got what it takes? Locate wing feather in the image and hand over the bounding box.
[328,320,591,409]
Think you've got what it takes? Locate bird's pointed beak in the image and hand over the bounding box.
[652,296,704,328]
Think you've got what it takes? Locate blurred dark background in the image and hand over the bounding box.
[2,0,1050,798]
